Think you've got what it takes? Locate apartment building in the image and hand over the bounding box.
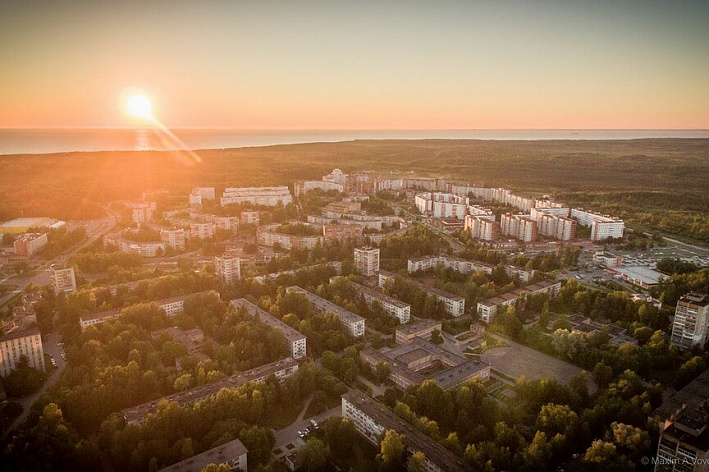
[160,228,186,251]
[286,286,365,337]
[191,187,216,200]
[464,214,499,241]
[309,215,382,231]
[593,251,623,267]
[408,255,494,275]
[122,357,299,425]
[651,369,709,472]
[13,232,48,256]
[220,186,293,207]
[530,206,570,220]
[360,337,490,391]
[104,234,166,257]
[215,255,241,284]
[190,212,241,233]
[158,439,248,472]
[354,246,380,276]
[0,326,45,377]
[670,293,709,351]
[570,209,625,241]
[131,204,154,225]
[350,281,410,324]
[251,261,342,285]
[378,270,465,317]
[294,180,344,196]
[52,265,77,294]
[323,224,363,244]
[500,214,538,243]
[395,319,442,345]
[230,299,307,359]
[257,224,323,250]
[342,391,473,472]
[453,186,535,212]
[477,280,562,323]
[240,211,260,226]
[79,291,219,330]
[537,214,577,241]
[415,192,470,220]
[190,222,216,239]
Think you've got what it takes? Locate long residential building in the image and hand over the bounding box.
[537,214,576,241]
[415,192,470,220]
[190,212,240,233]
[220,186,293,207]
[160,228,186,251]
[342,391,472,472]
[359,336,490,391]
[378,270,465,317]
[79,291,219,330]
[500,214,538,242]
[452,186,535,212]
[570,209,625,241]
[395,319,442,345]
[251,261,342,285]
[159,439,248,472]
[407,255,534,282]
[350,281,411,324]
[286,286,365,337]
[294,180,344,196]
[230,299,307,359]
[477,280,562,323]
[13,233,48,256]
[670,292,709,351]
[122,357,299,425]
[257,223,323,250]
[104,234,166,257]
[190,222,216,239]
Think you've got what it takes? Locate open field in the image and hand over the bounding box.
[1,139,708,242]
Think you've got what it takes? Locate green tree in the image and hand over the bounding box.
[298,438,329,472]
[407,451,427,472]
[377,429,406,472]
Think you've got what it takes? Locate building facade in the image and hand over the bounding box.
[350,281,410,324]
[286,286,365,337]
[52,265,77,294]
[230,299,307,359]
[215,255,241,284]
[354,247,380,276]
[670,293,709,351]
[14,233,48,256]
[160,228,186,251]
[220,186,293,207]
[477,281,562,323]
[0,327,45,377]
[500,214,538,243]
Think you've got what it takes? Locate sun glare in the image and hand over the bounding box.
[125,94,154,121]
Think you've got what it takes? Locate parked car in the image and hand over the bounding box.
[310,419,320,430]
[297,430,306,439]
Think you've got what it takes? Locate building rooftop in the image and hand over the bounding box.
[286,286,364,325]
[0,326,40,343]
[350,282,410,309]
[379,270,464,302]
[396,319,441,336]
[230,299,306,343]
[158,438,247,472]
[122,357,298,424]
[615,266,663,286]
[680,292,709,307]
[653,369,709,425]
[0,217,56,230]
[342,391,472,472]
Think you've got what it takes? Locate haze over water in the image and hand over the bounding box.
[1,128,708,156]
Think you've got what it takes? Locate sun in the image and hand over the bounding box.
[125,94,154,121]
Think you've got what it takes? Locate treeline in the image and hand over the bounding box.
[380,225,449,270]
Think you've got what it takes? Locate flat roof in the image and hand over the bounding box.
[616,266,663,285]
[396,319,441,336]
[286,286,364,324]
[653,369,709,423]
[230,299,306,343]
[380,270,464,302]
[158,438,247,472]
[342,391,472,472]
[350,282,410,309]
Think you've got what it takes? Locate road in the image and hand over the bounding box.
[0,214,117,308]
[2,331,67,439]
[271,404,342,461]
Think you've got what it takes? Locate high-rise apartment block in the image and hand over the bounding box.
[500,214,538,243]
[670,293,709,350]
[52,265,77,294]
[464,215,499,241]
[13,232,49,256]
[215,255,241,284]
[0,327,45,377]
[160,228,186,251]
[354,247,380,276]
[220,186,292,207]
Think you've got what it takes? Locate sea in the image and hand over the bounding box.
[0,128,708,156]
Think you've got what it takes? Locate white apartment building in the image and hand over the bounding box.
[215,255,241,284]
[323,168,348,186]
[477,281,561,323]
[220,186,293,207]
[240,211,260,225]
[670,292,709,351]
[350,282,410,324]
[286,286,365,337]
[537,214,577,241]
[408,255,494,275]
[570,209,625,241]
[500,214,538,242]
[13,233,48,256]
[454,186,535,212]
[378,270,465,317]
[415,192,470,220]
[0,327,45,377]
[354,247,380,276]
[160,228,186,251]
[190,212,240,233]
[131,205,154,225]
[464,214,499,241]
[191,187,216,200]
[104,234,166,257]
[593,251,622,267]
[231,299,307,359]
[294,180,344,196]
[52,266,77,294]
[190,222,216,239]
[157,439,248,472]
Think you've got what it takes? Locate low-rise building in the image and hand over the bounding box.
[350,281,410,324]
[378,270,465,317]
[104,234,166,257]
[395,319,442,345]
[159,439,248,472]
[408,255,493,275]
[251,261,342,285]
[52,265,77,294]
[477,280,562,323]
[190,212,240,233]
[122,357,299,425]
[360,337,490,391]
[342,391,472,472]
[593,250,622,267]
[323,224,363,244]
[286,286,365,337]
[257,224,323,250]
[13,232,48,256]
[354,246,380,276]
[230,299,307,359]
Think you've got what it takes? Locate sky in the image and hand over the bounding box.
[1,0,708,129]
